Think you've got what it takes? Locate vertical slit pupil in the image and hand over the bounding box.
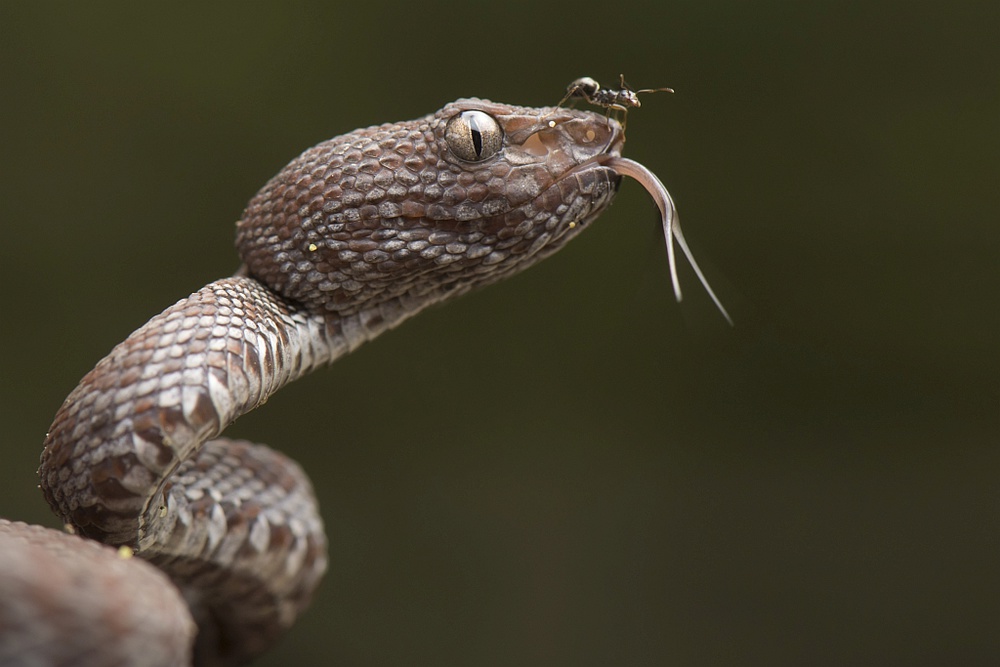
[456,111,495,160]
[468,119,484,157]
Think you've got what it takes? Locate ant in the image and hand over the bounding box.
[555,74,673,130]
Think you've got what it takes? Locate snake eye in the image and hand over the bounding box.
[445,110,503,162]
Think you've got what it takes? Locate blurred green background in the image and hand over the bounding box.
[0,2,996,665]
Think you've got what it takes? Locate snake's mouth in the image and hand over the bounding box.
[515,111,729,324]
[518,141,625,265]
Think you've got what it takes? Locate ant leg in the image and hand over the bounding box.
[546,83,585,123]
[607,104,629,133]
[554,88,576,110]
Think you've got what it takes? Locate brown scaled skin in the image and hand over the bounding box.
[32,99,626,666]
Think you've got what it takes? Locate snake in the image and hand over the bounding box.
[0,92,727,666]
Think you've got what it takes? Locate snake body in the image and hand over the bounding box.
[3,98,632,665]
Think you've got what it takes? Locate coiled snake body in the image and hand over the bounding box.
[0,95,721,666]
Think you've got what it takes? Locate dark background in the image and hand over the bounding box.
[1,2,996,665]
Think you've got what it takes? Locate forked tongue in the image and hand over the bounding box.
[604,157,733,325]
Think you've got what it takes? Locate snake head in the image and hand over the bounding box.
[236,99,624,319]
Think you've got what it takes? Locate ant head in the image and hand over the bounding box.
[617,90,642,108]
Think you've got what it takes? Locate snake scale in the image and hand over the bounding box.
[0,91,726,666]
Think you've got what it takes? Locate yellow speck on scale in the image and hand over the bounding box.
[63,523,76,535]
[548,120,556,128]
[117,545,134,560]
[568,222,577,229]
[308,243,318,252]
